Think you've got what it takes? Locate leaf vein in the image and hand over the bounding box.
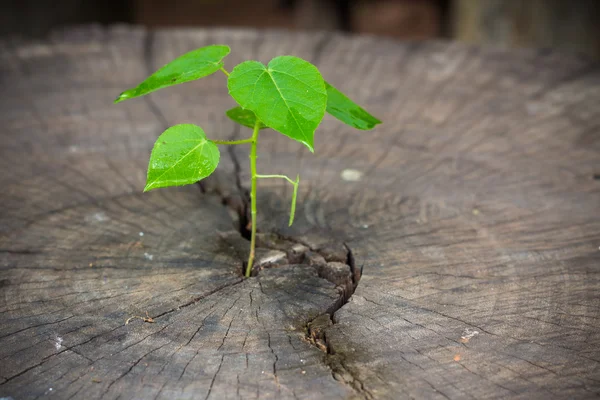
[265,71,310,145]
[148,140,206,188]
[270,70,324,93]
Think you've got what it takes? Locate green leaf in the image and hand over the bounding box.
[115,45,230,103]
[144,124,220,192]
[227,56,327,152]
[226,107,267,130]
[325,82,381,130]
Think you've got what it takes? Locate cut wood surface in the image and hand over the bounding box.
[0,26,599,399]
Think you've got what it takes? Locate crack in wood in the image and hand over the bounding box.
[200,145,368,397]
[2,24,599,400]
[152,279,244,320]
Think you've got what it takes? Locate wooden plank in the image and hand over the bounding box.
[0,26,599,399]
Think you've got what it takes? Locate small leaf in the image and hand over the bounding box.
[325,82,381,130]
[115,45,230,103]
[144,124,220,192]
[227,56,327,152]
[226,107,267,130]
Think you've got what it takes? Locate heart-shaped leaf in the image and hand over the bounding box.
[325,82,381,130]
[144,124,220,192]
[227,56,327,152]
[226,107,267,129]
[115,45,230,103]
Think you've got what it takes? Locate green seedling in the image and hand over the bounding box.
[114,45,381,277]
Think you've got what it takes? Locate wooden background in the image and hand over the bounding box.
[0,26,599,399]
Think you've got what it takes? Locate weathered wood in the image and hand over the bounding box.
[1,26,599,399]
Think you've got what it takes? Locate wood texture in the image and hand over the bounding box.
[0,26,599,399]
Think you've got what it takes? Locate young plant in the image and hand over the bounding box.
[114,45,381,277]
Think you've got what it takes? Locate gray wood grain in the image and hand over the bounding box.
[0,26,599,399]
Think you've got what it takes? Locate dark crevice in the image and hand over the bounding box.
[593,174,600,180]
[254,233,361,292]
[226,139,251,241]
[344,243,359,290]
[0,249,43,255]
[257,233,361,381]
[285,238,366,397]
[198,123,252,241]
[1,351,58,385]
[211,200,363,329]
[197,129,365,396]
[329,357,374,400]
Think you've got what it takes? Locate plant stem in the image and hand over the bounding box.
[255,174,297,185]
[212,138,253,145]
[255,174,300,226]
[220,66,230,77]
[246,120,261,277]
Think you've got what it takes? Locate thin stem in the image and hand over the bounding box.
[289,175,299,227]
[220,66,230,77]
[255,174,296,185]
[212,138,253,145]
[246,120,261,278]
[256,174,300,227]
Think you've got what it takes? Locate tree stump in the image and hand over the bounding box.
[1,26,599,399]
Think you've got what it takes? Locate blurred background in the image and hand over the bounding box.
[1,0,599,58]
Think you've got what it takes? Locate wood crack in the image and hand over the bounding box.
[204,354,224,400]
[202,163,367,396]
[152,279,244,320]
